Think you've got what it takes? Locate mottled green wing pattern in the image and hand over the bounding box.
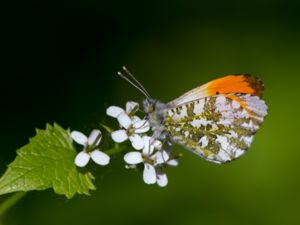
[163,94,267,163]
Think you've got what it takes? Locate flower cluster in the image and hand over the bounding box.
[107,101,150,150]
[71,101,179,187]
[123,136,178,187]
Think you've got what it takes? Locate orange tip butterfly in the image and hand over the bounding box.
[118,67,268,164]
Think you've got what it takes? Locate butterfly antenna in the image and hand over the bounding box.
[117,66,151,98]
[122,66,151,97]
[117,70,150,99]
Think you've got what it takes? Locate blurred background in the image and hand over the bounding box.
[1,0,300,225]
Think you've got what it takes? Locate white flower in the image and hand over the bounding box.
[106,101,139,118]
[155,141,179,167]
[71,129,110,167]
[156,170,168,187]
[106,101,150,150]
[123,136,176,187]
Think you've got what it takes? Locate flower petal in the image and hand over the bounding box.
[71,131,88,146]
[154,150,170,164]
[132,115,141,124]
[143,163,156,184]
[142,136,152,155]
[117,112,132,129]
[129,134,144,150]
[124,152,143,164]
[90,149,110,166]
[125,164,137,169]
[74,151,90,167]
[88,129,102,146]
[157,172,168,187]
[133,120,150,133]
[111,130,128,143]
[153,140,162,150]
[126,101,139,114]
[167,159,179,167]
[106,106,124,118]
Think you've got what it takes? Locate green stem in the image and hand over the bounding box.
[105,145,127,155]
[0,192,26,216]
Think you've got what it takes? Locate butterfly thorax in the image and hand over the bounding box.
[143,98,168,139]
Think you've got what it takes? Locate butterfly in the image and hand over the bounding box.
[118,67,268,164]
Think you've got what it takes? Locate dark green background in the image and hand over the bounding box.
[1,1,300,225]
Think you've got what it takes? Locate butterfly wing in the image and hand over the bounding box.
[163,75,267,164]
[167,74,264,107]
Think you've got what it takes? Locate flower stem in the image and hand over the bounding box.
[105,144,127,155]
[0,192,26,216]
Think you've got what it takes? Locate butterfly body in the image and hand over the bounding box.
[143,74,268,164]
[143,98,168,139]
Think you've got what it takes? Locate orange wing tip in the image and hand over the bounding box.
[243,74,264,97]
[206,74,264,97]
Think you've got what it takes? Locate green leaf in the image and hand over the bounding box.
[0,123,96,199]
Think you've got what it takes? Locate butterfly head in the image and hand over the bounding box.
[117,66,167,123]
[142,97,167,138]
[117,67,167,134]
[142,98,156,113]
